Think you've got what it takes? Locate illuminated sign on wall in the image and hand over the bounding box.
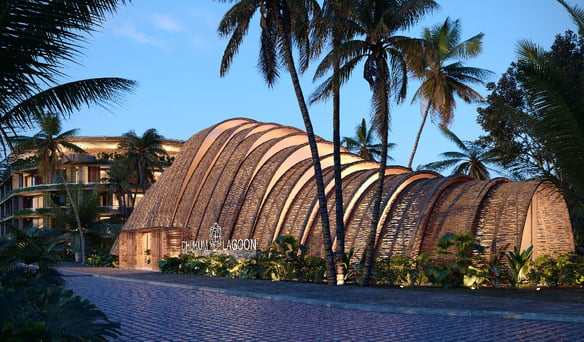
[181,223,258,253]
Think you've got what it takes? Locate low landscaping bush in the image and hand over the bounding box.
[528,253,584,287]
[424,232,485,288]
[159,236,327,283]
[86,250,119,268]
[158,233,584,289]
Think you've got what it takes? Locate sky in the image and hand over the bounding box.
[58,0,576,171]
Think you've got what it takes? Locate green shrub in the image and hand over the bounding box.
[425,232,485,288]
[229,257,266,279]
[158,236,329,283]
[204,254,236,277]
[528,253,584,287]
[0,283,120,341]
[300,256,326,283]
[505,246,533,288]
[159,255,182,274]
[370,254,429,287]
[86,250,119,268]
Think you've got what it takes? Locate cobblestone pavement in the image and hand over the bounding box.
[62,270,584,342]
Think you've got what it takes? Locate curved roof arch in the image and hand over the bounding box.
[117,118,575,269]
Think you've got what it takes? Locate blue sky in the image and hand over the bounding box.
[59,0,575,170]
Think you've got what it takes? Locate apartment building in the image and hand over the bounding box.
[0,136,183,235]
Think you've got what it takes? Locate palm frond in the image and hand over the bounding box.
[4,78,136,131]
[439,126,469,152]
[0,0,129,113]
[557,0,584,36]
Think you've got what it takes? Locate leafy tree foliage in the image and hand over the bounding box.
[476,29,584,244]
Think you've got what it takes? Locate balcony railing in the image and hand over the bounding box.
[0,183,98,204]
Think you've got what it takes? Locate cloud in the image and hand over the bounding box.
[151,14,185,32]
[113,22,167,49]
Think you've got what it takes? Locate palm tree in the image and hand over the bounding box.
[406,17,491,169]
[217,0,338,284]
[11,114,90,262]
[104,160,132,219]
[0,0,135,153]
[420,126,499,180]
[49,187,105,258]
[118,129,168,206]
[310,0,360,285]
[314,0,437,286]
[342,118,395,162]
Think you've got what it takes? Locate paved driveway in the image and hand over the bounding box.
[64,273,583,341]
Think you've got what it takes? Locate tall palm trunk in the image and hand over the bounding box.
[116,190,128,219]
[407,101,432,169]
[277,5,336,285]
[59,169,86,264]
[362,62,390,287]
[332,36,347,285]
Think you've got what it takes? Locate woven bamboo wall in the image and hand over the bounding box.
[116,118,575,270]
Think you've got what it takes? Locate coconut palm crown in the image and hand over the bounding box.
[407,17,491,168]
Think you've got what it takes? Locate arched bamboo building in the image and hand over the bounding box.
[115,118,575,270]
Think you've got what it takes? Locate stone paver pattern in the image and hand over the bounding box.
[64,273,583,342]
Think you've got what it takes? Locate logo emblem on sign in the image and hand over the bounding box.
[209,222,223,251]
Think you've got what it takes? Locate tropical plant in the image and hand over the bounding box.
[420,126,500,180]
[229,257,268,279]
[342,118,394,162]
[118,128,167,205]
[424,232,484,288]
[159,254,187,274]
[216,0,337,284]
[11,114,90,262]
[315,0,437,287]
[485,246,506,288]
[0,226,120,341]
[406,17,491,168]
[160,236,328,283]
[558,0,584,36]
[527,253,584,287]
[49,187,116,260]
[516,29,584,246]
[86,250,119,268]
[0,0,135,153]
[372,254,411,287]
[11,115,85,184]
[505,245,533,288]
[264,235,305,280]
